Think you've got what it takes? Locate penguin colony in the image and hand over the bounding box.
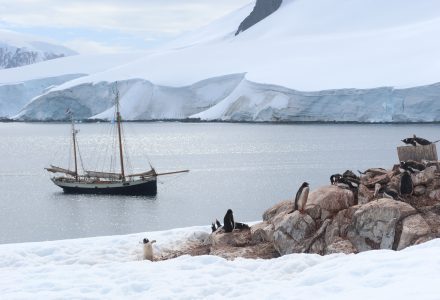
[142,134,437,258]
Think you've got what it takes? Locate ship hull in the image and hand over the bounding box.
[52,177,157,196]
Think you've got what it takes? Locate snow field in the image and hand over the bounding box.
[0,225,439,299]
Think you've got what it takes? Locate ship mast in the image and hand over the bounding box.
[70,112,78,181]
[115,85,125,181]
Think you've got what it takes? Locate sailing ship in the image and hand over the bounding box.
[45,86,188,196]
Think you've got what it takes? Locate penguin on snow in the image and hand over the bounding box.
[143,238,156,261]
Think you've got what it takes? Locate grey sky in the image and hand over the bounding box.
[0,0,251,53]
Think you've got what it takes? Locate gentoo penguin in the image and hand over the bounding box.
[342,170,358,180]
[400,172,413,195]
[211,219,223,232]
[401,137,416,147]
[400,160,425,173]
[383,188,400,200]
[143,238,156,261]
[223,209,235,233]
[330,174,342,185]
[294,182,309,213]
[373,183,381,198]
[402,135,440,146]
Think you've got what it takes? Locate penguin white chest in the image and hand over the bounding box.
[298,187,309,211]
[143,243,154,261]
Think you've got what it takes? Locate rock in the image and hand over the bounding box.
[413,185,426,196]
[326,238,357,254]
[429,178,440,190]
[418,204,440,235]
[387,175,401,191]
[413,235,436,246]
[397,214,431,250]
[306,185,355,220]
[304,204,321,220]
[358,184,373,204]
[325,207,358,246]
[347,198,417,252]
[263,200,293,222]
[412,166,437,186]
[250,221,274,243]
[309,237,326,255]
[272,211,316,255]
[364,173,391,188]
[210,242,278,260]
[429,189,440,201]
[210,229,251,247]
[235,0,283,35]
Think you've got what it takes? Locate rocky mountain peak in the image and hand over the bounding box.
[235,0,283,35]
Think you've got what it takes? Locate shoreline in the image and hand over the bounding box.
[2,118,440,125]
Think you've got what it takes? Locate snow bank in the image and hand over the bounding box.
[0,225,439,299]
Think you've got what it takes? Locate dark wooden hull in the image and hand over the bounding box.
[53,178,157,196]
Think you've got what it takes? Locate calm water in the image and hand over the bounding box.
[0,122,438,244]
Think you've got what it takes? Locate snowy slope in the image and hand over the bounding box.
[4,0,440,121]
[0,29,77,69]
[45,0,440,90]
[0,226,439,299]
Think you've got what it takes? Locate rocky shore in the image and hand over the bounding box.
[160,160,440,260]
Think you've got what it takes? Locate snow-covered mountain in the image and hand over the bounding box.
[2,0,440,121]
[0,29,77,69]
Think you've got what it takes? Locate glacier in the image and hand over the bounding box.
[15,76,440,122]
[2,0,440,122]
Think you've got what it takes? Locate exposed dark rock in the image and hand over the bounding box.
[235,0,283,35]
[0,47,66,69]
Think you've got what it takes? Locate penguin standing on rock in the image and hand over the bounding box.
[400,172,413,195]
[142,238,156,261]
[219,210,249,233]
[294,182,309,214]
[223,209,235,233]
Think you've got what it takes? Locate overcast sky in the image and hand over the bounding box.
[0,0,251,53]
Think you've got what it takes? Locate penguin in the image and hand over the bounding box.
[413,135,434,146]
[402,135,440,146]
[294,182,309,213]
[401,137,416,146]
[223,209,235,233]
[142,238,156,261]
[400,171,413,195]
[343,170,358,180]
[330,174,342,185]
[400,160,425,173]
[211,219,223,232]
[337,177,358,189]
[373,183,381,198]
[383,188,399,200]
